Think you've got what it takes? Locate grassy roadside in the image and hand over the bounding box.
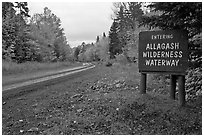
[2,60,82,75]
[2,63,202,135]
[2,61,82,86]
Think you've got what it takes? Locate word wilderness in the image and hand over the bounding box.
[139,30,188,73]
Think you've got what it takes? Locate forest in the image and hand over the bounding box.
[2,2,202,99]
[2,2,202,135]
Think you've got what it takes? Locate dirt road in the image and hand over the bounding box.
[3,65,95,100]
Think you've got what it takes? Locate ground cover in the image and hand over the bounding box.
[2,61,82,86]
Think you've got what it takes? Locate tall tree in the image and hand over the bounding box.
[124,2,144,29]
[2,2,30,63]
[111,2,144,61]
[2,2,16,60]
[73,47,80,61]
[103,32,106,38]
[29,7,70,62]
[109,20,121,59]
[140,2,201,38]
[96,36,100,42]
[14,2,30,17]
[116,5,127,47]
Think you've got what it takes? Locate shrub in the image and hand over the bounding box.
[104,59,115,67]
[115,54,128,65]
[147,73,170,95]
[185,67,202,100]
[105,61,112,67]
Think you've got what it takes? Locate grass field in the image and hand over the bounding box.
[2,61,82,86]
[2,60,82,75]
[2,63,202,135]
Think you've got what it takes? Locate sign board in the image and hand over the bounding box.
[139,30,188,74]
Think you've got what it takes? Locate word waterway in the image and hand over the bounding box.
[145,59,179,66]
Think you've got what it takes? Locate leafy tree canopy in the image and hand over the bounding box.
[140,2,201,38]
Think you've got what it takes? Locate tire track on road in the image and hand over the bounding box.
[2,65,95,100]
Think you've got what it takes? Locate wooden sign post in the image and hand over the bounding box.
[138,30,188,106]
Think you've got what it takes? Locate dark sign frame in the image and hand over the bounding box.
[138,30,188,74]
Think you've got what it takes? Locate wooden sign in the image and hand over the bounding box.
[139,30,188,74]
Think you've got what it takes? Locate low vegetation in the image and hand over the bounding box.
[2,60,81,76]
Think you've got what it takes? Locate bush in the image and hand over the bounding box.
[185,67,202,100]
[147,67,202,101]
[105,61,112,67]
[104,59,115,67]
[115,54,128,65]
[147,73,170,95]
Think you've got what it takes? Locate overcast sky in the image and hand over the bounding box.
[28,2,113,47]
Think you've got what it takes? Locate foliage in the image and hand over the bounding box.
[109,20,122,59]
[73,47,80,61]
[96,36,100,43]
[77,42,93,62]
[14,2,30,17]
[140,2,201,38]
[2,2,30,63]
[185,67,202,100]
[140,2,202,65]
[2,60,78,76]
[29,7,71,62]
[115,54,128,65]
[75,34,110,62]
[109,2,145,60]
[103,32,106,37]
[139,2,202,99]
[95,36,110,62]
[2,3,71,63]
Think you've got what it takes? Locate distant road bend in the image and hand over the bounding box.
[2,64,95,99]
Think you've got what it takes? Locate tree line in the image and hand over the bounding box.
[73,33,109,62]
[2,2,71,63]
[2,2,202,97]
[2,2,202,69]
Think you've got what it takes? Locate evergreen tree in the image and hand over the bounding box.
[115,5,127,47]
[140,2,201,38]
[2,2,30,63]
[73,47,80,61]
[109,20,122,59]
[96,36,100,42]
[103,32,106,38]
[2,2,16,60]
[14,2,30,17]
[110,2,144,61]
[124,2,143,29]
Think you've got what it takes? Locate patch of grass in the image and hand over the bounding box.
[147,73,171,95]
[2,60,81,76]
[2,60,82,86]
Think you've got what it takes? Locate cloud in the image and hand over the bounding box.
[69,40,94,48]
[28,2,113,47]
